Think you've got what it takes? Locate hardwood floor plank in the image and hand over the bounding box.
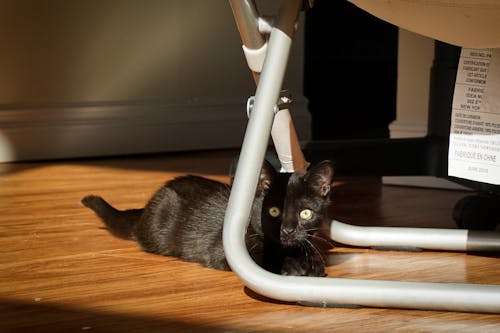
[1,150,500,332]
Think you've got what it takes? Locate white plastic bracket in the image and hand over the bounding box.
[242,43,268,73]
[258,16,274,34]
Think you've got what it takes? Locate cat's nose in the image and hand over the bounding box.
[282,226,295,235]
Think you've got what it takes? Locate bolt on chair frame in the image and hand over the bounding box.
[223,0,500,313]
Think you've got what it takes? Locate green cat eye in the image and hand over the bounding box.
[299,209,313,220]
[268,207,281,218]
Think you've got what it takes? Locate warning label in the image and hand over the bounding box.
[448,48,500,185]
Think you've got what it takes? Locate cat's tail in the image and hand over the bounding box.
[81,195,143,240]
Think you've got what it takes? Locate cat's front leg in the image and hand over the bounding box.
[281,256,326,277]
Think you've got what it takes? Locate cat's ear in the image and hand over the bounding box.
[258,160,276,193]
[305,160,334,197]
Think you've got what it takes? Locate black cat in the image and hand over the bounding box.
[82,160,334,276]
[261,160,335,276]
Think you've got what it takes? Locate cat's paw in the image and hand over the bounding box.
[281,256,326,277]
[306,263,327,277]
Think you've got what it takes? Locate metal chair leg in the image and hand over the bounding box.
[223,0,500,313]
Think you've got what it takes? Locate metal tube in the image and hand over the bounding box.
[329,220,500,252]
[229,0,265,83]
[466,230,500,251]
[223,0,301,230]
[230,0,308,172]
[229,0,265,49]
[330,220,468,251]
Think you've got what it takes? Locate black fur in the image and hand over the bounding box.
[82,160,334,276]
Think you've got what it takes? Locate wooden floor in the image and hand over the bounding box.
[1,149,500,332]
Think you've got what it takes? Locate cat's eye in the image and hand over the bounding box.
[299,209,313,220]
[268,207,281,218]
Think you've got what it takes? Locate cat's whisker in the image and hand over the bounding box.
[305,238,326,265]
[246,233,259,240]
[303,242,317,262]
[300,243,311,258]
[310,234,335,247]
[247,243,261,254]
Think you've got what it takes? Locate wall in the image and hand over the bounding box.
[0,0,309,162]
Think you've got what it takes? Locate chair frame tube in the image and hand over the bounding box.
[223,0,500,313]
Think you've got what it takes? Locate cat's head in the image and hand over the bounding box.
[259,160,334,248]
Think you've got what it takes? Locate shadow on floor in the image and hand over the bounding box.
[0,299,241,333]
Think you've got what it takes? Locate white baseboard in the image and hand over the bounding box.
[0,99,311,162]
